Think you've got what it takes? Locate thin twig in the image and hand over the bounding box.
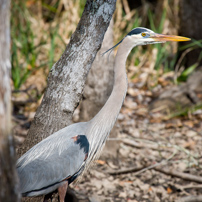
[174,48,194,82]
[182,184,202,190]
[178,195,202,202]
[107,165,144,175]
[133,161,168,176]
[107,161,168,176]
[154,167,202,183]
[121,138,170,151]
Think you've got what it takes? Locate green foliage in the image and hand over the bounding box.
[148,8,177,71]
[179,39,202,51]
[41,1,57,13]
[176,39,202,83]
[11,1,40,89]
[11,0,196,91]
[167,103,202,119]
[11,0,65,89]
[177,64,197,82]
[79,0,86,17]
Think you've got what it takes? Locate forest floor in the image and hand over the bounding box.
[13,70,202,202]
[72,81,202,202]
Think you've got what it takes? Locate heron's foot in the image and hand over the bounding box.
[58,181,68,202]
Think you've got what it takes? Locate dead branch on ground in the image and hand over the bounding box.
[178,195,202,202]
[154,167,202,183]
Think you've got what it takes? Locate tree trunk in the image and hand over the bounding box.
[179,0,202,68]
[0,0,20,201]
[17,0,116,201]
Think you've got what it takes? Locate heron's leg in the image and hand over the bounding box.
[58,181,68,202]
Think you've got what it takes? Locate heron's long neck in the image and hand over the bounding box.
[88,37,134,147]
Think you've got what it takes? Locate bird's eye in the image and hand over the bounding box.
[141,33,146,37]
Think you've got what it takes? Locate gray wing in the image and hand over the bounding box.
[17,129,89,195]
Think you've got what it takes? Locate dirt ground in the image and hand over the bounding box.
[70,86,202,202]
[13,69,202,202]
[14,88,202,201]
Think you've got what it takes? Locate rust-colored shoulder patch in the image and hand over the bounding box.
[71,135,78,142]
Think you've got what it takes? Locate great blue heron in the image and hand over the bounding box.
[17,27,190,202]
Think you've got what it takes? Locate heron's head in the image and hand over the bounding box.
[103,27,190,55]
[126,27,190,46]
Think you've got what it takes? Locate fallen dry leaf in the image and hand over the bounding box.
[167,187,172,194]
[183,140,196,149]
[95,160,106,165]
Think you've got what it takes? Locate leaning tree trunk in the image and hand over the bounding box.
[17,0,116,201]
[179,0,202,68]
[0,0,20,201]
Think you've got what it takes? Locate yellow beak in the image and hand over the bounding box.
[151,33,191,42]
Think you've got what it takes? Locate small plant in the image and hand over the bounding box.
[148,8,177,71]
[176,64,197,83]
[175,39,202,84]
[166,103,202,119]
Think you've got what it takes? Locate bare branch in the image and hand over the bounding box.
[178,195,202,202]
[107,165,144,175]
[154,167,202,183]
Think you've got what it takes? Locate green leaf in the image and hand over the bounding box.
[177,63,197,82]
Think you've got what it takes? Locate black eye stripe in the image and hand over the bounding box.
[127,28,148,36]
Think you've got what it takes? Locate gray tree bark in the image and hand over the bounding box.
[17,0,116,201]
[0,0,20,201]
[179,0,202,67]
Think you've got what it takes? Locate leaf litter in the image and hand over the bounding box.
[14,68,202,202]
